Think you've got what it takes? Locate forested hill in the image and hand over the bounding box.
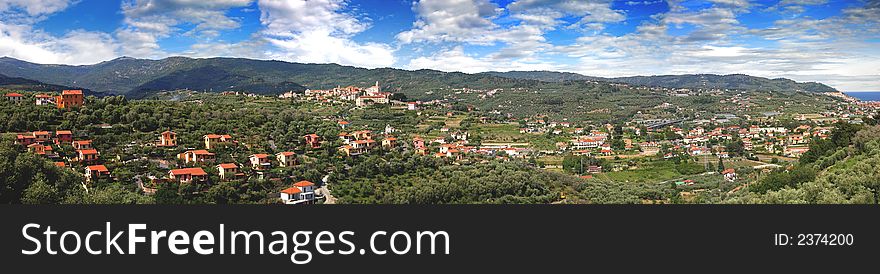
[486,71,837,92]
[0,56,836,98]
[0,56,536,98]
[0,73,90,93]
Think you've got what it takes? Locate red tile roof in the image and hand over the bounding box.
[251,153,269,159]
[218,163,237,169]
[170,168,207,176]
[5,92,23,97]
[78,149,98,155]
[293,180,315,187]
[62,90,83,95]
[278,151,295,156]
[56,130,72,135]
[281,187,302,194]
[54,162,66,167]
[87,165,109,172]
[192,150,214,155]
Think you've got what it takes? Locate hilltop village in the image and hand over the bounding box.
[2,80,879,204]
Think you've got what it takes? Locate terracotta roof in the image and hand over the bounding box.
[56,130,72,135]
[251,153,269,158]
[54,162,66,167]
[5,92,23,97]
[722,168,736,174]
[62,90,83,95]
[192,150,214,155]
[218,163,237,169]
[281,187,302,194]
[33,131,50,135]
[73,140,92,144]
[78,149,98,155]
[278,151,295,156]
[170,168,207,176]
[35,94,53,98]
[294,180,315,187]
[205,134,222,139]
[87,165,109,172]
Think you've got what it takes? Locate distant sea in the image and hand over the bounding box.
[844,92,880,102]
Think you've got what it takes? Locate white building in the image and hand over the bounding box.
[280,181,317,204]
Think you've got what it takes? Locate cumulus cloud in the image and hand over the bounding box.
[0,23,119,65]
[396,0,500,44]
[0,0,121,64]
[0,0,74,21]
[257,0,395,68]
[406,46,560,73]
[117,0,254,58]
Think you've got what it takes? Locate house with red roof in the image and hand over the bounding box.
[304,134,321,149]
[722,168,737,182]
[249,154,271,170]
[382,136,398,148]
[32,131,51,143]
[169,168,208,183]
[178,150,215,165]
[340,139,376,156]
[27,143,51,155]
[204,134,233,149]
[56,90,83,109]
[158,131,177,147]
[280,180,317,204]
[276,152,296,167]
[5,92,23,103]
[35,94,55,105]
[72,140,93,150]
[16,134,36,146]
[216,163,241,180]
[77,149,99,164]
[85,165,110,183]
[55,130,73,144]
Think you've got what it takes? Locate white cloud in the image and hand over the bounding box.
[396,0,500,44]
[257,0,395,68]
[0,0,74,20]
[0,23,118,65]
[406,46,560,73]
[117,0,254,58]
[0,0,120,65]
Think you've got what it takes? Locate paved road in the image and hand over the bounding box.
[318,186,337,204]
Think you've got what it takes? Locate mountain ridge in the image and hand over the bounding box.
[485,70,837,92]
[0,56,837,97]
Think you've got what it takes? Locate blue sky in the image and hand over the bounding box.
[1,0,879,90]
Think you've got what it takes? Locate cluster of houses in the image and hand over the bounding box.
[281,82,393,107]
[14,126,321,204]
[5,90,84,109]
[14,129,110,183]
[537,120,831,159]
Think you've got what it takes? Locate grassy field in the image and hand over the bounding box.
[472,123,523,142]
[595,161,684,183]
